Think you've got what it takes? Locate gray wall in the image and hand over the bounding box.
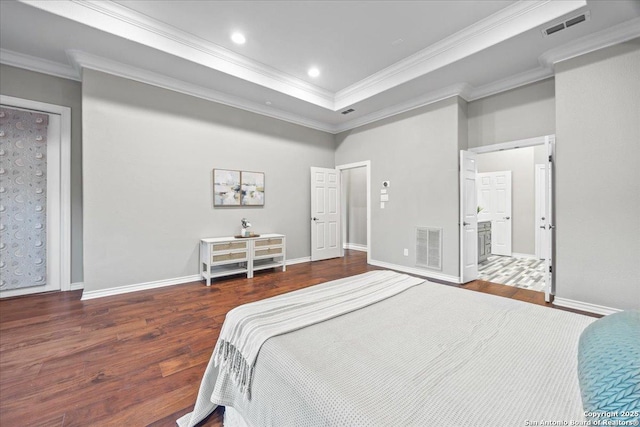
[555,39,640,310]
[342,167,367,247]
[468,78,555,148]
[82,70,335,292]
[0,64,83,284]
[477,146,546,256]
[335,96,463,280]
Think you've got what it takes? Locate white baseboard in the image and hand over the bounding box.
[81,258,313,300]
[368,259,461,284]
[512,252,537,260]
[70,282,84,291]
[343,243,368,252]
[81,274,201,301]
[553,297,621,316]
[286,256,311,266]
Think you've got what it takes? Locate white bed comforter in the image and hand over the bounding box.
[179,271,595,427]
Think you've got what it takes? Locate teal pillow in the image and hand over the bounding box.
[578,310,640,422]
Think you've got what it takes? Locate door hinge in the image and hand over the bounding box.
[549,265,553,273]
[548,155,553,162]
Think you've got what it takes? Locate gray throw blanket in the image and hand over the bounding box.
[212,270,425,398]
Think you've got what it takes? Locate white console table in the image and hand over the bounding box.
[199,234,286,286]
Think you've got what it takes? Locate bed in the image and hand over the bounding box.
[178,270,596,427]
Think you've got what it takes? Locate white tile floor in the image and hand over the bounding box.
[478,255,546,292]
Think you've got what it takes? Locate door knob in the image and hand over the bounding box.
[463,222,470,226]
[504,216,511,220]
[312,217,319,221]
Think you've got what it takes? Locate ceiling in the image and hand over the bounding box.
[1,0,639,133]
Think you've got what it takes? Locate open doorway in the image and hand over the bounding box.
[475,145,547,292]
[460,135,555,301]
[337,161,371,263]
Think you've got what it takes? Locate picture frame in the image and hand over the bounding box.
[213,169,241,206]
[241,171,265,206]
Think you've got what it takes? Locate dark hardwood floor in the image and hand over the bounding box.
[0,250,598,426]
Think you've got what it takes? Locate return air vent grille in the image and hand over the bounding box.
[542,11,590,37]
[341,108,355,115]
[416,227,442,271]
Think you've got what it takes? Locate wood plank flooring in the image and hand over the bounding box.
[0,250,598,426]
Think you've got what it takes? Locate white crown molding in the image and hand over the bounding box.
[4,8,637,135]
[333,0,587,110]
[0,48,80,81]
[18,0,335,109]
[539,16,640,67]
[553,297,621,316]
[67,50,335,133]
[466,66,554,101]
[335,83,468,134]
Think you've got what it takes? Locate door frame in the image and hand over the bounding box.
[0,95,71,298]
[534,163,547,259]
[336,161,371,264]
[463,134,555,296]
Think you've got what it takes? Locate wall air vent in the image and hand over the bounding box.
[416,227,442,271]
[542,11,590,37]
[341,108,355,115]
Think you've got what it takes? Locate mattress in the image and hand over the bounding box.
[181,275,596,426]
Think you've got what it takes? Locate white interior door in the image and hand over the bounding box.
[492,171,512,256]
[543,136,555,302]
[310,167,341,261]
[460,151,478,283]
[476,171,512,256]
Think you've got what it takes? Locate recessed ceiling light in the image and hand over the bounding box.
[265,101,272,106]
[231,32,246,45]
[308,67,320,78]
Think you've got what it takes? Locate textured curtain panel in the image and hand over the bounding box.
[0,107,49,290]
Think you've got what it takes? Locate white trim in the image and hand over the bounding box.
[335,85,466,134]
[81,257,311,300]
[343,243,368,253]
[469,135,552,154]
[553,297,621,317]
[369,259,461,284]
[336,161,371,264]
[0,95,71,297]
[466,66,554,102]
[285,256,311,266]
[20,0,334,109]
[512,253,537,260]
[81,274,201,300]
[539,16,640,68]
[3,5,635,136]
[70,282,84,291]
[67,50,334,133]
[333,0,586,110]
[0,48,81,81]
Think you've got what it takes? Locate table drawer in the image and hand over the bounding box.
[254,237,283,247]
[212,251,247,263]
[254,247,283,258]
[211,241,247,252]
